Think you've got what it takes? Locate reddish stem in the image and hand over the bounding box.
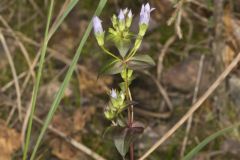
[125,68,134,160]
[130,143,134,160]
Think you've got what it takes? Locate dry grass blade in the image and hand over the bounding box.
[0,16,35,80]
[138,52,240,160]
[32,116,106,160]
[142,71,173,112]
[157,35,176,80]
[0,31,22,120]
[180,55,205,157]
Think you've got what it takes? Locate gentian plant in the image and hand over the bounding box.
[93,3,155,160]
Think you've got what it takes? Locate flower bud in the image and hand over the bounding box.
[93,16,104,46]
[126,10,133,28]
[109,89,125,110]
[118,9,125,21]
[110,89,117,99]
[111,14,118,29]
[118,10,125,31]
[123,8,128,15]
[104,106,115,120]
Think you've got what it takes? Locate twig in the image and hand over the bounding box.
[138,52,240,160]
[29,0,44,18]
[14,30,109,91]
[168,0,186,39]
[142,71,173,111]
[1,71,27,92]
[180,55,205,157]
[33,116,107,160]
[1,101,108,160]
[134,107,171,119]
[0,31,22,120]
[157,35,176,80]
[0,16,35,80]
[175,8,183,39]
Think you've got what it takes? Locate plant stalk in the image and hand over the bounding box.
[23,1,54,159]
[124,67,134,160]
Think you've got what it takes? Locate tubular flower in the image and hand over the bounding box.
[118,9,125,31]
[139,3,154,25]
[93,16,104,46]
[126,10,133,28]
[93,16,103,34]
[110,89,117,99]
[138,3,154,36]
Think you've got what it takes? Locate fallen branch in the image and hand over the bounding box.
[138,52,240,160]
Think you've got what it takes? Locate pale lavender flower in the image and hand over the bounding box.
[145,3,155,13]
[93,16,103,34]
[140,12,150,25]
[118,9,125,21]
[128,10,133,18]
[110,89,117,98]
[139,3,155,25]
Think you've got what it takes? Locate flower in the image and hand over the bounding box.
[93,16,104,46]
[123,8,128,15]
[139,3,154,25]
[128,10,133,18]
[93,16,103,34]
[118,9,125,31]
[118,9,125,21]
[110,89,117,99]
[126,10,133,28]
[104,105,115,120]
[138,3,154,37]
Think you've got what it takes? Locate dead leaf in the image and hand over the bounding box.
[50,107,95,160]
[222,45,235,67]
[73,107,95,131]
[163,54,211,93]
[0,120,21,160]
[221,139,240,156]
[50,139,87,160]
[39,81,72,101]
[78,71,112,97]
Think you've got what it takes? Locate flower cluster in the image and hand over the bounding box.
[93,3,155,158]
[93,3,154,52]
[104,89,126,120]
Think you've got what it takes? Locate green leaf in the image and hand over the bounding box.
[103,125,122,139]
[183,123,240,160]
[114,126,144,158]
[99,59,124,76]
[23,1,55,159]
[28,1,108,160]
[108,32,131,58]
[116,100,137,114]
[127,54,155,70]
[117,39,131,58]
[114,128,130,158]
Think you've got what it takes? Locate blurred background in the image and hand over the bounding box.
[0,0,240,159]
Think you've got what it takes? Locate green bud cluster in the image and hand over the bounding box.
[108,10,133,57]
[104,89,126,120]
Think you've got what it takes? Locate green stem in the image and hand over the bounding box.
[22,1,54,159]
[100,45,121,60]
[126,36,143,60]
[123,67,134,160]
